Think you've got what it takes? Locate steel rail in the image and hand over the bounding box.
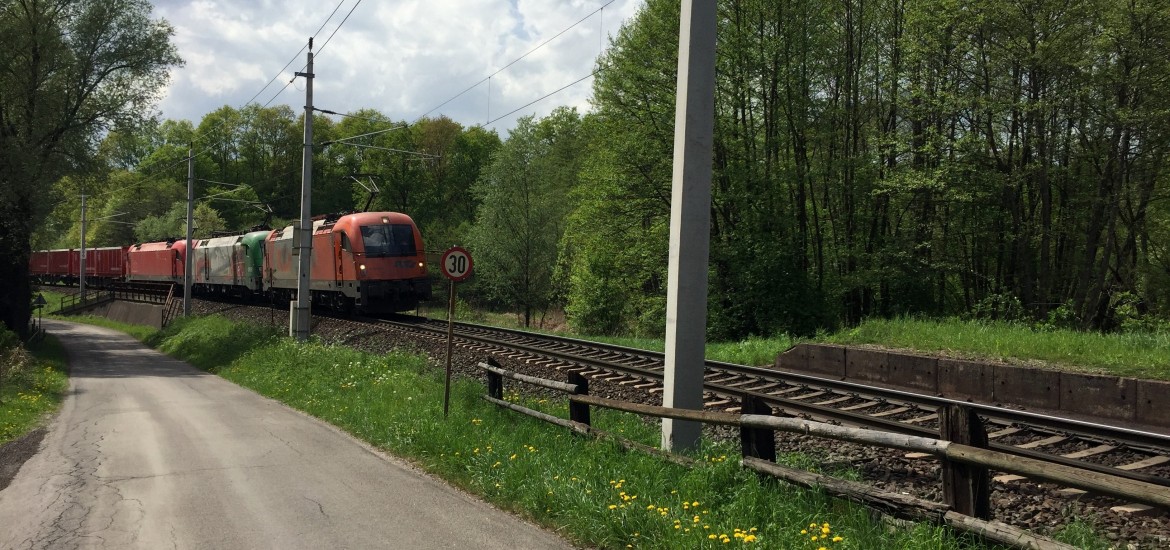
[376,316,1170,488]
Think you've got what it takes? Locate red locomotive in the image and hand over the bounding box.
[264,212,431,312]
[126,240,187,284]
[30,211,432,314]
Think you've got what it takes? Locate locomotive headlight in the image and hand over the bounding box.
[359,264,366,270]
[418,262,424,268]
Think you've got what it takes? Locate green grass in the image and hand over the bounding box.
[0,335,70,445]
[454,305,1169,379]
[33,288,70,314]
[46,312,159,342]
[140,315,1005,550]
[824,317,1170,380]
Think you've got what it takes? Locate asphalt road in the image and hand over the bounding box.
[0,320,574,549]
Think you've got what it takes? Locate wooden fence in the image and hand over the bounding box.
[477,359,1170,550]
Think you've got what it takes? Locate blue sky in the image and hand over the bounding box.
[150,0,643,135]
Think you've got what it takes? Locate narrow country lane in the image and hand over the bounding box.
[0,320,573,549]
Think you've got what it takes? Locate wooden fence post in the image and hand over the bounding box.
[486,357,503,400]
[740,395,776,462]
[568,372,591,427]
[941,404,991,519]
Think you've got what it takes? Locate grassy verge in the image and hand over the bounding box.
[824,317,1170,380]
[50,314,159,342]
[0,335,70,445]
[140,314,1088,550]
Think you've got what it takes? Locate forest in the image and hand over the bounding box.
[13,0,1170,340]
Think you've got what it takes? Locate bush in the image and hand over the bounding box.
[0,327,32,381]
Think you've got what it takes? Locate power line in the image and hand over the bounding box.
[321,124,409,145]
[312,0,347,39]
[316,0,363,57]
[326,142,439,159]
[487,65,605,126]
[313,107,400,126]
[99,1,352,199]
[414,0,616,122]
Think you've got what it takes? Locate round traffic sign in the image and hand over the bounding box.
[440,246,473,282]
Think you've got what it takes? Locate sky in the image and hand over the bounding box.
[151,0,644,136]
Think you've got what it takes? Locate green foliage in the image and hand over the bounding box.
[565,0,1170,336]
[134,201,185,242]
[823,317,1170,380]
[0,0,181,336]
[148,316,278,372]
[468,108,584,327]
[561,2,678,337]
[0,334,69,445]
[190,202,226,238]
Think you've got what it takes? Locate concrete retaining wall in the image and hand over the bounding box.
[87,301,165,329]
[775,344,1170,430]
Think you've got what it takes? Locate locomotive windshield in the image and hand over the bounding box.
[360,224,417,257]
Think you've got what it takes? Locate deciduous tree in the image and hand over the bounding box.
[0,0,180,336]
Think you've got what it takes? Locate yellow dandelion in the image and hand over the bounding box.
[832,536,843,542]
[608,504,617,510]
[743,535,757,543]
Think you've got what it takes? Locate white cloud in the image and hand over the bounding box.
[152,0,645,136]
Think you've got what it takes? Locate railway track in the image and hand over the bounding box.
[363,315,1170,496]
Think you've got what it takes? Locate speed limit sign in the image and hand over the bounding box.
[440,246,473,282]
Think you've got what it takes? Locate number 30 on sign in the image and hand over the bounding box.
[440,246,473,282]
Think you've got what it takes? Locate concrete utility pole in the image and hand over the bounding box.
[292,39,314,341]
[660,0,717,453]
[185,145,194,316]
[79,194,87,299]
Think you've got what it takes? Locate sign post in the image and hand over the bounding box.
[32,293,46,332]
[439,246,473,417]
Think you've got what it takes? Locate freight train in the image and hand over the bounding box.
[29,211,432,313]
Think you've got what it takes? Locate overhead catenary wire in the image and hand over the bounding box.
[97,1,352,200]
[414,0,617,122]
[327,142,440,159]
[96,1,362,205]
[84,0,612,213]
[314,0,363,58]
[486,65,606,126]
[313,107,401,126]
[320,124,409,146]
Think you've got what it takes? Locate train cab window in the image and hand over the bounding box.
[340,232,351,252]
[360,224,416,257]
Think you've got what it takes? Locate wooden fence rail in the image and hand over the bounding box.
[476,360,1170,550]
